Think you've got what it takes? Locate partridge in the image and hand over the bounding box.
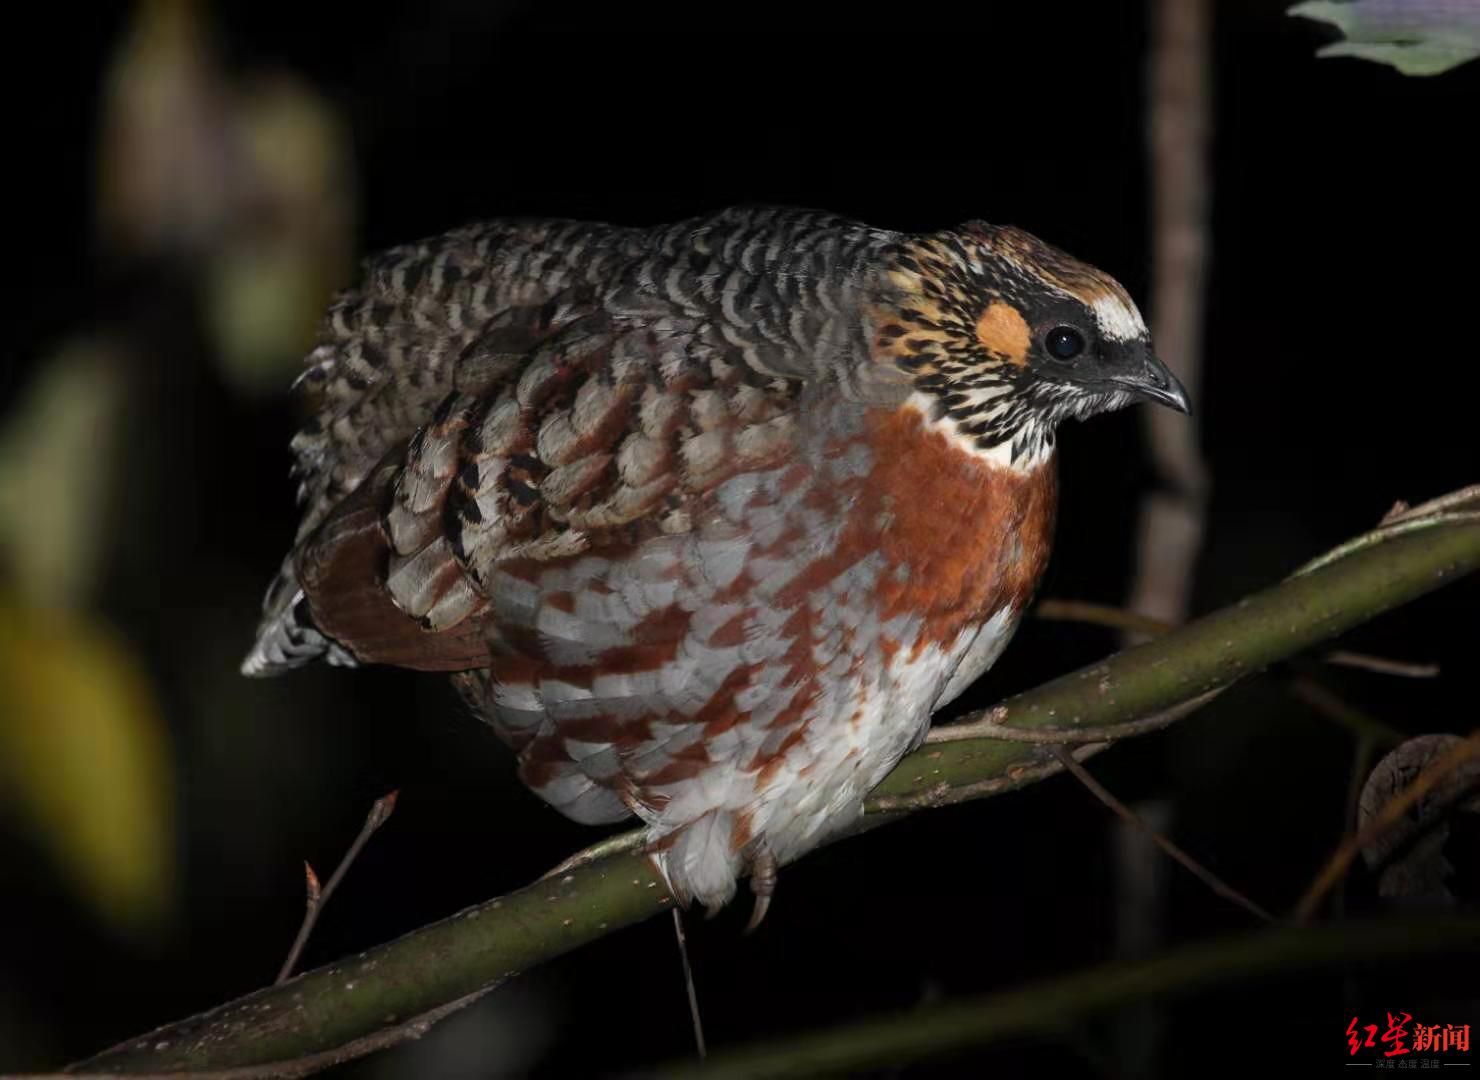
[244,206,1189,920]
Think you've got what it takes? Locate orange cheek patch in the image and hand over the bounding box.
[975,301,1032,366]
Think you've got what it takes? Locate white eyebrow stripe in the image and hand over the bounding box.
[1092,293,1147,343]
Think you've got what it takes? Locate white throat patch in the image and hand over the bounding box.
[902,393,1053,474]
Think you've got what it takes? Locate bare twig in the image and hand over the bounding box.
[276,791,398,985]
[671,909,707,1059]
[1325,652,1439,679]
[1034,598,1169,637]
[1332,735,1381,921]
[1050,745,1275,924]
[862,742,1109,815]
[540,827,646,881]
[926,689,1221,746]
[1284,677,1404,746]
[1290,511,1480,579]
[1378,484,1480,526]
[1292,730,1480,923]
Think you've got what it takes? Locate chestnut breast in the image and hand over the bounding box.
[799,402,1058,662]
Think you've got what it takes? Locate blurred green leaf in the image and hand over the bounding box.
[0,340,126,609]
[1291,0,1480,75]
[205,76,355,393]
[0,603,175,934]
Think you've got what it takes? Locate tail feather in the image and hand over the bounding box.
[242,555,358,676]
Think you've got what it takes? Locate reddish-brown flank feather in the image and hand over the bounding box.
[297,458,494,671]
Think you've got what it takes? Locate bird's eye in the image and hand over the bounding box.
[1045,326,1086,360]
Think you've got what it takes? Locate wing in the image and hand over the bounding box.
[293,305,806,671]
[242,219,646,674]
[244,208,901,675]
[290,302,835,844]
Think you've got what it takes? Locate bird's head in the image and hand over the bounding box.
[872,222,1189,468]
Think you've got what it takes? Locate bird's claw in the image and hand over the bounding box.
[745,846,778,933]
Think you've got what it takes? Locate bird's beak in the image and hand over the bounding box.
[1118,350,1192,415]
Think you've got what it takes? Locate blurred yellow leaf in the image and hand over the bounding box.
[0,603,175,934]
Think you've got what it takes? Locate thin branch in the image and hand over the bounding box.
[1323,652,1440,679]
[1127,0,1212,627]
[1333,734,1381,921]
[861,741,1109,815]
[1291,730,1480,923]
[1290,510,1480,579]
[1050,745,1275,923]
[539,827,645,880]
[1378,484,1480,526]
[276,791,398,985]
[1283,677,1404,746]
[1034,598,1438,681]
[656,914,1480,1080]
[67,501,1480,1076]
[671,909,707,1060]
[1034,597,1171,636]
[925,689,1221,746]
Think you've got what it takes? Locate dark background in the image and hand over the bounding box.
[4,2,1477,1076]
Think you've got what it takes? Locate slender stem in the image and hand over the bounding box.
[1284,677,1404,746]
[1378,484,1480,525]
[672,908,707,1060]
[276,791,398,984]
[1289,511,1480,579]
[925,690,1220,746]
[539,827,645,880]
[1051,746,1274,923]
[1324,651,1439,679]
[1335,734,1380,921]
[1034,598,1171,637]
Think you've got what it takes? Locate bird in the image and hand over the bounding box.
[243,206,1189,926]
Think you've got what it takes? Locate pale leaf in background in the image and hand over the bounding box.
[99,0,355,393]
[204,75,355,393]
[1290,0,1480,75]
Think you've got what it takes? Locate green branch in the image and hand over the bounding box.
[72,497,1480,1075]
[660,913,1480,1079]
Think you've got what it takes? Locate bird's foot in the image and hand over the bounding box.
[745,845,778,933]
